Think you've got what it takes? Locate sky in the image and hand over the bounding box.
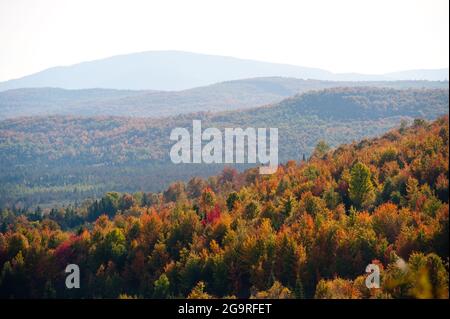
[0,0,448,82]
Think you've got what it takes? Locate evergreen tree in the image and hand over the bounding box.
[349,162,375,210]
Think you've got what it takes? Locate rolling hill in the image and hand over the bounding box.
[0,87,448,207]
[0,77,448,120]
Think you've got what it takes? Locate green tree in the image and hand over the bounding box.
[322,188,341,210]
[226,192,240,211]
[153,274,171,298]
[294,277,305,299]
[406,177,420,210]
[349,162,375,210]
[244,201,260,219]
[98,228,126,264]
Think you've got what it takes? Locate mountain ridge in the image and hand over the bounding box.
[1,77,448,120]
[0,51,448,91]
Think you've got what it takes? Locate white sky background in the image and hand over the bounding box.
[0,0,448,82]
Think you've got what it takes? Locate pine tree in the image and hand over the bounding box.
[406,177,420,210]
[294,277,305,299]
[349,162,375,210]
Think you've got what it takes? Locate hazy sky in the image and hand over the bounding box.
[0,0,448,82]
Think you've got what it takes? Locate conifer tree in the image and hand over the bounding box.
[349,162,375,210]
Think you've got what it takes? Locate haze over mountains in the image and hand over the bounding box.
[0,51,448,92]
[0,77,448,120]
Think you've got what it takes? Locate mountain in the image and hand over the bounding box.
[0,51,448,91]
[0,87,448,207]
[0,77,448,120]
[385,68,450,81]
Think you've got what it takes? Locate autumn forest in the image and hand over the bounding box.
[0,116,448,299]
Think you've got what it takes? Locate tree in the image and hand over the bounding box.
[226,192,240,211]
[200,187,216,212]
[406,177,420,210]
[187,177,207,199]
[153,274,171,298]
[88,192,120,221]
[251,281,293,299]
[383,253,449,299]
[119,194,136,211]
[187,281,212,299]
[244,201,260,220]
[349,162,375,210]
[163,182,186,203]
[313,140,330,158]
[294,277,305,299]
[322,188,341,210]
[0,252,29,298]
[7,233,29,258]
[314,278,361,299]
[97,228,126,264]
[299,191,326,216]
[399,119,409,133]
[274,232,304,288]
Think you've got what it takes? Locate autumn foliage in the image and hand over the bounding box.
[0,117,448,298]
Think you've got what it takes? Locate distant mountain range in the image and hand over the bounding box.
[0,51,448,92]
[0,77,448,119]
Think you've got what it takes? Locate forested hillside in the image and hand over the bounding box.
[0,78,447,119]
[0,116,448,298]
[0,87,448,207]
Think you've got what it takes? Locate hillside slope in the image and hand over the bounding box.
[1,77,447,120]
[0,116,448,298]
[0,87,447,207]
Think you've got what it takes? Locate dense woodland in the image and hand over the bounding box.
[0,116,448,298]
[0,87,448,207]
